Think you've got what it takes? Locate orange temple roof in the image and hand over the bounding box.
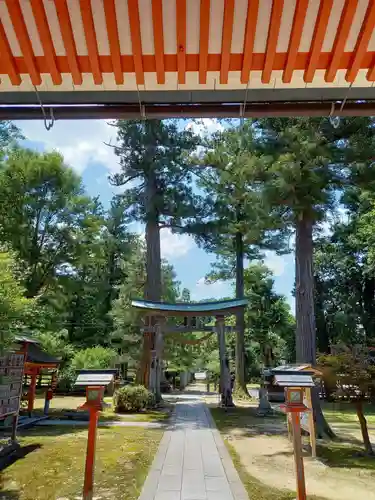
[0,1,374,118]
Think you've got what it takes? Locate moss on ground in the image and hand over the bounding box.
[0,426,162,500]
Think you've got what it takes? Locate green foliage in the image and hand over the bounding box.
[112,120,199,228]
[57,367,76,392]
[33,329,74,365]
[0,148,94,297]
[114,385,155,412]
[70,346,118,370]
[0,252,34,348]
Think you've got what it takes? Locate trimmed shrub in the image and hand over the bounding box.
[114,385,155,413]
[57,367,76,393]
[70,346,118,371]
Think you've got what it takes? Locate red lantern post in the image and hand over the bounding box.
[79,386,104,500]
[280,387,309,500]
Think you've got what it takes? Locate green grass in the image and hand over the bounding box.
[317,441,375,471]
[226,440,327,500]
[0,426,163,500]
[210,405,284,434]
[322,401,375,426]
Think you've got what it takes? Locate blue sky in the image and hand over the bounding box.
[15,119,295,310]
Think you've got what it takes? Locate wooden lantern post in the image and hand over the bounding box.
[280,387,309,500]
[79,386,104,500]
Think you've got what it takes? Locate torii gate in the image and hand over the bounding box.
[131,298,248,406]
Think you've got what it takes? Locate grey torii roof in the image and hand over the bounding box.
[131,298,248,317]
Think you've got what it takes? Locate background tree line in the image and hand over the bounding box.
[2,116,375,420]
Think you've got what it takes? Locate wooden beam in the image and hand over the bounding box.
[220,0,235,84]
[152,0,165,84]
[325,0,358,82]
[241,0,259,84]
[199,0,210,84]
[0,21,21,85]
[349,1,375,81]
[304,0,333,83]
[262,0,284,84]
[6,0,41,85]
[283,0,309,84]
[128,0,144,85]
[30,0,62,85]
[103,0,123,85]
[176,0,187,84]
[55,0,82,85]
[80,0,102,85]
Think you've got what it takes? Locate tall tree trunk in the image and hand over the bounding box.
[355,399,374,455]
[314,276,330,354]
[139,167,162,388]
[103,250,116,335]
[234,232,248,397]
[362,277,375,340]
[295,214,335,438]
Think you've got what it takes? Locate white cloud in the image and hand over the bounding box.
[263,251,287,277]
[191,276,229,301]
[185,118,224,136]
[160,229,194,259]
[17,119,120,175]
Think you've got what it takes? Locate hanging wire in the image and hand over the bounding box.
[136,83,146,120]
[329,82,353,129]
[33,85,55,131]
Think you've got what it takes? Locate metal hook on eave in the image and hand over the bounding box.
[329,82,353,129]
[33,85,55,131]
[136,84,146,120]
[329,101,340,129]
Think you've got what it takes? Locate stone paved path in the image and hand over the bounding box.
[138,398,249,500]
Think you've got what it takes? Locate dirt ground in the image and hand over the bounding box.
[186,384,375,499]
[222,410,375,500]
[230,434,374,500]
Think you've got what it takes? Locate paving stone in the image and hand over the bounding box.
[158,473,182,491]
[205,477,231,492]
[137,398,249,500]
[155,491,181,500]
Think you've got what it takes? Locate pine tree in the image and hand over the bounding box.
[249,117,340,437]
[190,123,284,396]
[111,120,199,385]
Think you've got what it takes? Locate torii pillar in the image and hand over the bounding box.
[216,315,233,407]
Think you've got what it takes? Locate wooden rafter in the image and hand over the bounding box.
[199,0,210,84]
[128,0,144,85]
[325,0,358,82]
[262,0,284,84]
[103,0,123,85]
[152,0,165,84]
[176,0,186,85]
[5,0,41,86]
[304,0,333,83]
[351,1,375,82]
[30,0,61,85]
[241,0,259,84]
[0,21,21,85]
[283,0,309,84]
[220,0,235,84]
[55,0,82,85]
[80,0,102,85]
